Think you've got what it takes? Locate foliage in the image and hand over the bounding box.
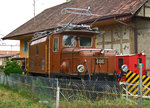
[0,65,3,72]
[3,60,22,76]
[0,65,3,69]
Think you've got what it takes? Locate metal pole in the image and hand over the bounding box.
[138,63,143,108]
[126,85,128,102]
[56,79,60,108]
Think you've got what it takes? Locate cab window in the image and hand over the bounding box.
[63,35,76,47]
[80,37,91,47]
[36,45,39,55]
[53,37,59,52]
[118,58,123,69]
[138,58,142,63]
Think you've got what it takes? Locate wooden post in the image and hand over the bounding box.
[138,63,143,108]
[25,77,27,90]
[111,29,113,49]
[32,79,35,96]
[130,22,134,54]
[18,77,21,90]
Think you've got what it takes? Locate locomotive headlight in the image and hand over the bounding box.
[121,65,128,72]
[77,65,84,73]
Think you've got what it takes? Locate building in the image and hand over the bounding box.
[2,0,150,68]
[0,51,20,66]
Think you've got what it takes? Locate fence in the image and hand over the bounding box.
[0,72,149,107]
[0,73,57,107]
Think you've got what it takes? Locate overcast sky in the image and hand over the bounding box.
[0,0,66,50]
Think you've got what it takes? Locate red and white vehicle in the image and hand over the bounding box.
[115,53,149,81]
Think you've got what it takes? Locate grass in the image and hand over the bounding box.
[58,92,150,108]
[1,82,150,108]
[0,84,49,108]
[59,100,137,108]
[58,90,136,108]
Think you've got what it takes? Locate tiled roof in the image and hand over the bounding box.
[3,0,147,39]
[0,51,19,58]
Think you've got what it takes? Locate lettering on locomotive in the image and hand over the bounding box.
[95,58,105,64]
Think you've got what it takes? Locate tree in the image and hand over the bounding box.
[3,60,22,76]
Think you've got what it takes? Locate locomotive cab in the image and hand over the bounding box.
[29,25,116,80]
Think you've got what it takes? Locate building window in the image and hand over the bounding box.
[53,37,59,52]
[36,45,39,55]
[24,40,28,53]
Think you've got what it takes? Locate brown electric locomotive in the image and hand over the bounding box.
[29,25,116,80]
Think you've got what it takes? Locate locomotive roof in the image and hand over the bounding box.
[57,29,100,35]
[116,53,145,57]
[31,24,101,42]
[56,24,101,35]
[31,31,52,42]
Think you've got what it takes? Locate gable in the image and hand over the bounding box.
[136,0,150,17]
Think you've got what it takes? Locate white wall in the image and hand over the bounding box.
[96,24,131,55]
[135,18,150,69]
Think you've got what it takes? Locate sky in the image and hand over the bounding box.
[0,0,66,51]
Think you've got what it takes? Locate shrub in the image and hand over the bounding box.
[3,60,22,76]
[0,65,3,69]
[0,65,3,72]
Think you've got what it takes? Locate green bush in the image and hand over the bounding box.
[0,65,3,69]
[0,65,3,72]
[3,60,22,76]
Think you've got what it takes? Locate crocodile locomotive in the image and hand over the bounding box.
[28,25,117,80]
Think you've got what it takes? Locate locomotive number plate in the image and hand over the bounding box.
[95,58,105,64]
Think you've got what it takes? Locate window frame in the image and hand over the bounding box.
[138,58,142,63]
[24,40,28,53]
[62,35,76,47]
[118,58,123,70]
[53,37,59,52]
[36,45,39,56]
[79,36,92,47]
